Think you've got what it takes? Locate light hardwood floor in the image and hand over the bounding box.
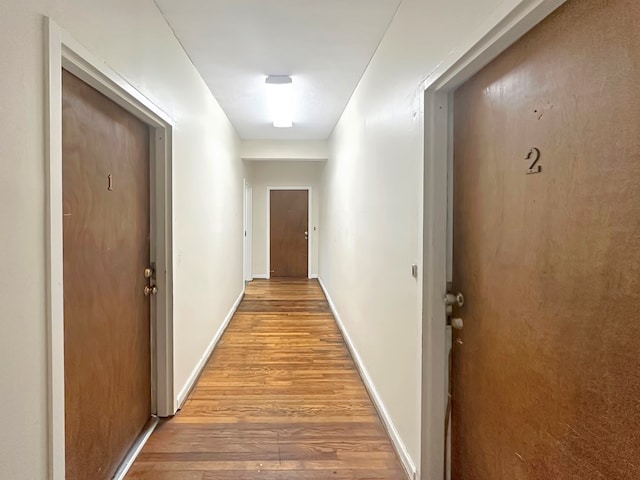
[126,279,407,479]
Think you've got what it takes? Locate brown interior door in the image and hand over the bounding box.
[451,0,640,478]
[270,190,309,277]
[63,69,152,479]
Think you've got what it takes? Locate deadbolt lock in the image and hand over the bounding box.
[445,288,465,329]
[144,285,158,296]
[444,292,465,308]
[444,290,465,318]
[144,267,154,278]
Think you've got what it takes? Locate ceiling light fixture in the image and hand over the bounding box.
[265,75,293,128]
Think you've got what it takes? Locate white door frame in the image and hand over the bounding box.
[419,1,567,479]
[266,186,312,279]
[46,18,175,480]
[243,180,253,281]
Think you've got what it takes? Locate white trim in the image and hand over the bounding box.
[176,289,245,408]
[45,21,65,480]
[419,1,567,479]
[252,274,269,280]
[309,274,319,279]
[46,18,175,480]
[420,0,567,93]
[318,279,416,480]
[266,186,313,279]
[242,157,328,162]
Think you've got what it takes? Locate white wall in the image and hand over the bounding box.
[247,161,325,278]
[321,0,532,474]
[241,139,329,161]
[0,0,244,478]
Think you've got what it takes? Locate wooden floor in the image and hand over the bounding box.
[126,279,406,480]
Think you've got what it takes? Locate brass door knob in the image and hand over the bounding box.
[144,285,158,296]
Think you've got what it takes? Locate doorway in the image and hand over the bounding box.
[448,0,640,478]
[267,188,311,278]
[47,21,174,480]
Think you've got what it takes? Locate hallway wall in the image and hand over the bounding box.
[320,0,543,474]
[241,139,329,161]
[246,160,325,278]
[0,0,244,478]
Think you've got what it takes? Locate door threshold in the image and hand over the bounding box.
[112,416,160,480]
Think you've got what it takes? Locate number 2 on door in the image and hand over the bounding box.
[526,147,542,174]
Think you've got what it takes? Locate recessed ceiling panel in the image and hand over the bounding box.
[155,0,401,139]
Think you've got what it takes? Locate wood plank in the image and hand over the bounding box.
[126,279,406,479]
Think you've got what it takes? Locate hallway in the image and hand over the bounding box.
[126,279,406,479]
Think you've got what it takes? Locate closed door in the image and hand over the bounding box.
[270,190,308,277]
[451,0,640,478]
[63,69,152,479]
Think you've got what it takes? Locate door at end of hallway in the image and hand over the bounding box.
[269,189,309,278]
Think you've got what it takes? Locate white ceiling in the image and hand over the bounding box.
[154,0,402,140]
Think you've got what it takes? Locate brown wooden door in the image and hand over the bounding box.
[451,1,640,478]
[270,190,309,277]
[62,69,152,479]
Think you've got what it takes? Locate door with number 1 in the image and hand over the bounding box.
[450,0,640,478]
[62,69,153,479]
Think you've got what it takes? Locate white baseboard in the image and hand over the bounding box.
[318,278,417,480]
[309,274,319,279]
[176,288,245,408]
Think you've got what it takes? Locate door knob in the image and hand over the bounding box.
[144,285,158,296]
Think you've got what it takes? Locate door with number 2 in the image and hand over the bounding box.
[450,0,640,478]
